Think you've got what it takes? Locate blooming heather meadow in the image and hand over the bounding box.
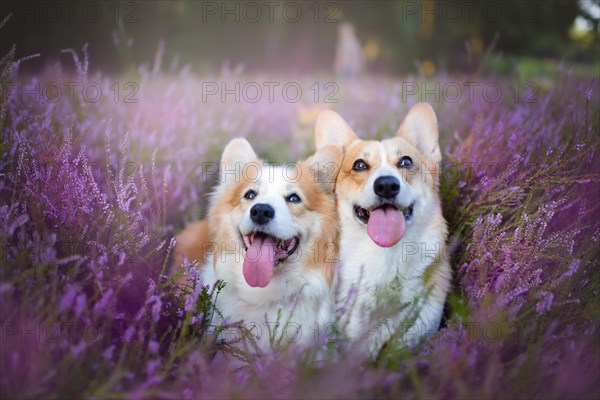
[1,39,599,399]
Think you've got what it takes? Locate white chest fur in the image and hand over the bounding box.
[202,253,335,349]
[335,207,449,352]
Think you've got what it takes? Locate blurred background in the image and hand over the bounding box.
[2,0,598,77]
[2,3,600,400]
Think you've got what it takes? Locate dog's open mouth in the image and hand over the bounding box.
[240,232,300,288]
[241,232,300,262]
[354,202,414,224]
[353,202,414,248]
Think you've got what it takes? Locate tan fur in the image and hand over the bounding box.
[172,139,345,352]
[208,175,253,271]
[172,220,210,289]
[296,158,340,285]
[172,219,209,269]
[335,136,448,302]
[315,103,451,350]
[337,137,440,198]
[173,143,343,288]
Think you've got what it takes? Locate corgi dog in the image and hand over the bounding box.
[174,138,342,351]
[314,103,451,353]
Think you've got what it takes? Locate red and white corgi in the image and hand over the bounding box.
[315,103,451,353]
[174,138,342,350]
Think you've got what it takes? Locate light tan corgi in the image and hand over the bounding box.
[314,103,451,353]
[174,138,342,350]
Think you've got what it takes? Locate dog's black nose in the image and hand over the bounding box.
[250,204,275,225]
[374,176,400,199]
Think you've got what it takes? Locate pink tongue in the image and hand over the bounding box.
[243,235,278,288]
[367,206,406,247]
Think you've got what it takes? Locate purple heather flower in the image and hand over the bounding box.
[1,51,598,398]
[145,358,162,376]
[149,295,163,323]
[0,283,14,295]
[123,326,136,342]
[93,288,114,315]
[102,345,115,361]
[148,340,159,354]
[71,341,87,358]
[564,259,581,278]
[536,291,554,313]
[58,285,78,312]
[74,293,87,318]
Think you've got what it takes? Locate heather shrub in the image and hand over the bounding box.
[1,39,599,398]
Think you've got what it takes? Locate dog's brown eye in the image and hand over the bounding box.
[352,159,369,171]
[285,193,302,203]
[244,189,257,200]
[397,156,413,169]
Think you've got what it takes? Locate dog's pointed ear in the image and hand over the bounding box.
[304,144,344,194]
[396,102,441,164]
[220,138,258,185]
[315,110,357,150]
